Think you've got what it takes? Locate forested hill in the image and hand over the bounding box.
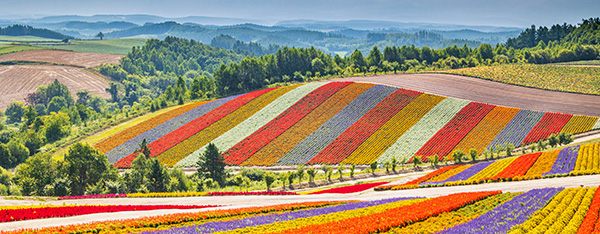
[0,25,73,40]
[506,17,600,49]
[103,21,500,54]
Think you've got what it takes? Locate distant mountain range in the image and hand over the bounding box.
[0,14,523,54]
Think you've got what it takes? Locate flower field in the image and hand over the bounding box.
[377,142,600,191]
[0,204,216,223]
[92,81,599,167]
[440,64,600,95]
[10,186,600,233]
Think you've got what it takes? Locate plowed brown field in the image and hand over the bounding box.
[0,65,110,109]
[337,73,600,116]
[0,49,122,68]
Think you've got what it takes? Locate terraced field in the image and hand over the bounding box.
[92,81,600,168]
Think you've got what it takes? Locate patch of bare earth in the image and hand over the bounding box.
[0,49,122,68]
[336,73,600,116]
[0,65,110,109]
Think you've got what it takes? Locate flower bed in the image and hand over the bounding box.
[486,109,545,150]
[415,102,495,162]
[307,182,389,194]
[246,83,374,166]
[58,191,298,200]
[561,115,598,135]
[354,93,444,164]
[310,89,421,164]
[224,82,351,165]
[167,84,301,167]
[521,112,572,145]
[278,85,396,165]
[0,204,217,223]
[377,97,470,162]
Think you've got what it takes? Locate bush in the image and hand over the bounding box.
[241,168,265,181]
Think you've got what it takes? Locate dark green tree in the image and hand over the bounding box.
[105,82,120,103]
[5,102,24,123]
[96,32,104,40]
[0,143,13,169]
[367,46,382,68]
[64,143,111,195]
[148,158,167,192]
[263,172,275,191]
[47,96,68,113]
[350,50,367,72]
[469,148,478,162]
[197,143,226,187]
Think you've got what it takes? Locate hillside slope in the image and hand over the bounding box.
[92,81,600,168]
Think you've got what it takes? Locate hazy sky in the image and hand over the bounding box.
[1,0,599,27]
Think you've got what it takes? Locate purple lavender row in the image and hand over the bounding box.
[106,94,241,163]
[543,145,580,176]
[277,85,396,165]
[486,110,545,150]
[438,187,563,234]
[143,196,423,234]
[424,161,496,186]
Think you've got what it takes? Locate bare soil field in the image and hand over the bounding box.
[0,65,111,109]
[336,73,600,116]
[0,49,122,68]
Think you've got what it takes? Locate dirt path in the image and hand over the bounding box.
[335,73,600,116]
[2,174,600,231]
[0,50,122,68]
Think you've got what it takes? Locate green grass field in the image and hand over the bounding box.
[0,45,41,55]
[41,38,147,55]
[0,35,62,45]
[440,64,600,95]
[550,60,600,66]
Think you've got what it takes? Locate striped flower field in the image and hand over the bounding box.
[91,81,600,168]
[9,186,600,234]
[378,142,600,191]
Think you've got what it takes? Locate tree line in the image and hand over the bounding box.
[0,25,73,40]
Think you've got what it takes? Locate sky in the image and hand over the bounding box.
[1,0,599,27]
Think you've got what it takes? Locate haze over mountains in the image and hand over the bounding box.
[0,14,524,55]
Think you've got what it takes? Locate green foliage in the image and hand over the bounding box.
[148,158,167,192]
[14,153,58,195]
[5,102,24,124]
[558,132,573,145]
[0,25,73,40]
[453,150,466,163]
[350,164,356,177]
[197,143,226,187]
[0,143,13,169]
[505,143,515,157]
[548,133,559,147]
[322,165,332,181]
[240,167,265,181]
[263,172,275,191]
[306,167,316,182]
[47,96,68,113]
[412,156,421,168]
[63,143,112,195]
[7,140,29,166]
[296,165,305,184]
[337,164,345,179]
[370,161,378,173]
[469,148,478,162]
[44,112,71,143]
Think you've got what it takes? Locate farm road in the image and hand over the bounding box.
[336,73,600,116]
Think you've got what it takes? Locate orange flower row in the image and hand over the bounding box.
[270,191,499,234]
[524,150,560,177]
[344,93,445,165]
[94,101,207,153]
[245,83,375,166]
[448,106,520,158]
[156,85,299,166]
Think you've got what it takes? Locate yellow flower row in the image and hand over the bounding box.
[425,165,471,183]
[243,83,374,166]
[560,115,598,135]
[573,142,600,173]
[156,85,300,166]
[216,199,425,234]
[524,150,560,177]
[94,101,208,153]
[384,192,518,234]
[467,157,518,182]
[343,93,445,165]
[448,106,520,158]
[509,187,596,234]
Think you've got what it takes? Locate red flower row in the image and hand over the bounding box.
[145,87,277,159]
[223,82,352,165]
[416,102,495,162]
[491,152,542,180]
[522,112,572,145]
[0,204,217,223]
[206,191,298,196]
[308,89,422,164]
[309,182,390,194]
